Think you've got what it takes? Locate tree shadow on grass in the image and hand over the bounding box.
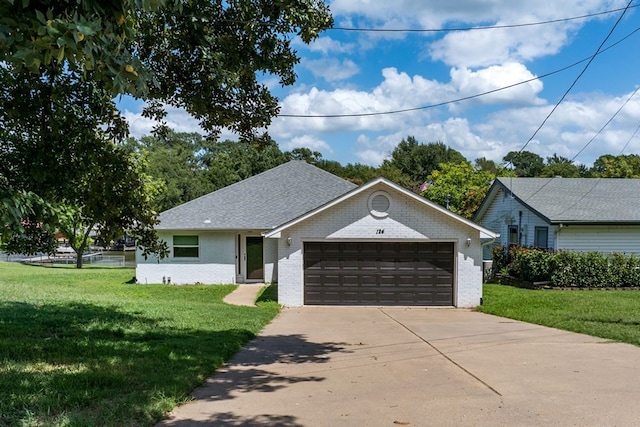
[0,301,349,427]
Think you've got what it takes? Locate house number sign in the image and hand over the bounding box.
[376,229,385,234]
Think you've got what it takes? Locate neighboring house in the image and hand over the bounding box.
[137,160,497,307]
[475,177,640,259]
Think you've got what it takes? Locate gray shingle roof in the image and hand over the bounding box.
[157,160,358,230]
[495,177,640,223]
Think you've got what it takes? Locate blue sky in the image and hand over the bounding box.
[119,0,640,167]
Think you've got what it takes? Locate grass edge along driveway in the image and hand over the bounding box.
[0,263,280,427]
[479,283,640,347]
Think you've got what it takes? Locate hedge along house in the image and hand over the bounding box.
[474,177,640,259]
[136,160,498,307]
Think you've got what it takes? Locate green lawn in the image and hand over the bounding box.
[0,263,280,427]
[479,284,640,346]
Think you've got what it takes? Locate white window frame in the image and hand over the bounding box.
[173,235,199,258]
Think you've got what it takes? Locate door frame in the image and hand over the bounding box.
[236,233,264,283]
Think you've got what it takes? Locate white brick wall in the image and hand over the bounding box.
[275,183,484,307]
[136,230,237,284]
[264,237,278,283]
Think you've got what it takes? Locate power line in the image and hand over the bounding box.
[278,26,640,118]
[330,4,640,33]
[549,88,639,219]
[504,1,636,213]
[571,87,639,161]
[516,0,635,155]
[619,122,640,155]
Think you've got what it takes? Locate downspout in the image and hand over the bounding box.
[518,210,523,245]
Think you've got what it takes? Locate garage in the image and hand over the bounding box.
[303,241,454,306]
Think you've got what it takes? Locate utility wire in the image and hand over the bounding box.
[278,26,640,118]
[330,4,640,33]
[516,0,635,154]
[619,122,640,155]
[571,87,639,161]
[549,88,639,219]
[503,1,635,220]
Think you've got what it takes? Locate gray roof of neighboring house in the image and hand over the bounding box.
[490,177,640,224]
[157,160,358,230]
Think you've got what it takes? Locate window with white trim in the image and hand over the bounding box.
[173,235,199,258]
[534,227,548,248]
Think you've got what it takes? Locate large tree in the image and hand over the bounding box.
[1,0,332,139]
[1,0,332,249]
[591,154,640,178]
[540,154,580,178]
[422,162,505,219]
[502,151,545,177]
[0,67,165,266]
[380,137,467,192]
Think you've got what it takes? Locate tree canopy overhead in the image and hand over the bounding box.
[0,0,333,261]
[1,0,333,139]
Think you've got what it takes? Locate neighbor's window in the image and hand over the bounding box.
[508,225,518,245]
[173,235,199,258]
[534,227,548,248]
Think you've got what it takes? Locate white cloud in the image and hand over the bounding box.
[353,118,502,166]
[303,58,360,81]
[123,104,226,139]
[449,62,545,107]
[270,63,544,141]
[280,135,334,153]
[304,36,356,54]
[329,0,629,67]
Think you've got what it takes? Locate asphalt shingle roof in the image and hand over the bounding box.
[157,160,358,230]
[495,177,640,223]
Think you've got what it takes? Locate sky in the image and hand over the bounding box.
[118,0,640,168]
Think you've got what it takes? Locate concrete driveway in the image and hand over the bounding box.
[158,308,640,426]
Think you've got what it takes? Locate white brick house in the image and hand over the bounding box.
[137,161,497,307]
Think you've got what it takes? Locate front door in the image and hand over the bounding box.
[245,236,264,281]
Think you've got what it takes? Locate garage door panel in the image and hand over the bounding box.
[304,241,454,306]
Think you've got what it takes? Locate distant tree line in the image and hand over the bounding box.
[135,132,640,220]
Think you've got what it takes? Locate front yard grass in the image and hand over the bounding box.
[479,283,640,347]
[0,263,280,426]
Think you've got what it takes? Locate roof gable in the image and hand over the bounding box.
[477,177,640,224]
[265,177,498,239]
[157,160,357,230]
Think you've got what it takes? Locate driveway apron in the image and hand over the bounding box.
[157,307,640,426]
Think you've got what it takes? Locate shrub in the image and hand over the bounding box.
[550,250,579,287]
[501,247,640,288]
[505,246,553,283]
[491,245,508,273]
[609,253,640,287]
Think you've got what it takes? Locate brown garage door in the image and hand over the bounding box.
[304,241,454,306]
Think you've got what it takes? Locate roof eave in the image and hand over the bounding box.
[265,177,499,239]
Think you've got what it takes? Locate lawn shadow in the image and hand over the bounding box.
[0,301,256,425]
[0,301,350,426]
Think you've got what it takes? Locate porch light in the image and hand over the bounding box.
[286,236,292,246]
[466,237,472,247]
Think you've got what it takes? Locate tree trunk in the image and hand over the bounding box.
[75,242,85,269]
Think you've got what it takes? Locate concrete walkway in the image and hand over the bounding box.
[157,307,640,426]
[222,284,264,307]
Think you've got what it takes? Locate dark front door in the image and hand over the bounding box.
[246,237,264,280]
[303,241,454,306]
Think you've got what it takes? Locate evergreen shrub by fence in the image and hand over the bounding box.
[493,245,640,288]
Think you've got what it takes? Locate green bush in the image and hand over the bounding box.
[550,250,579,287]
[609,253,640,287]
[503,247,640,288]
[491,245,508,273]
